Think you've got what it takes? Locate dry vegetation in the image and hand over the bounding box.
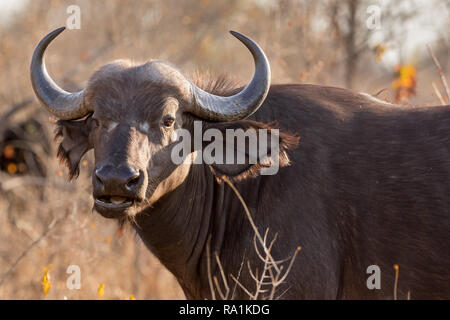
[0,0,449,299]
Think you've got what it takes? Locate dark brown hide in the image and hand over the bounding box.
[55,75,450,299]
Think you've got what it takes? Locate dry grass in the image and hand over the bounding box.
[0,150,184,299]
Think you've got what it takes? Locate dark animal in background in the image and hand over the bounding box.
[30,27,450,299]
[0,117,49,177]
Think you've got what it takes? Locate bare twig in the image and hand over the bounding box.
[253,247,270,300]
[213,277,226,300]
[0,204,73,289]
[273,247,301,286]
[0,176,74,192]
[214,252,230,299]
[220,176,300,300]
[427,45,450,103]
[206,237,216,300]
[230,249,246,300]
[247,261,261,283]
[0,98,34,138]
[393,264,399,300]
[230,274,255,299]
[374,88,388,98]
[432,82,446,105]
[205,176,300,300]
[0,98,34,124]
[221,176,280,273]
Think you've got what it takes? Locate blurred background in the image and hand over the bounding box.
[0,0,449,299]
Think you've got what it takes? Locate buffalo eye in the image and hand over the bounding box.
[162,117,175,128]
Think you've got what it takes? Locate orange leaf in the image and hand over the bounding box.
[7,163,17,175]
[3,145,14,159]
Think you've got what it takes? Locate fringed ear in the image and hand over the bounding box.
[202,120,300,182]
[54,115,94,179]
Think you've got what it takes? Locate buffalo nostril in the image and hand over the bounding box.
[95,166,141,192]
[126,172,141,190]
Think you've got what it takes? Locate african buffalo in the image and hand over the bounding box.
[30,27,450,299]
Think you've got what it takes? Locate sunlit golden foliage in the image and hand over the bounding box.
[373,44,387,62]
[41,265,52,297]
[97,283,105,297]
[392,64,417,103]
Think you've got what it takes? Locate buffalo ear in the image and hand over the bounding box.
[203,120,299,181]
[54,115,94,179]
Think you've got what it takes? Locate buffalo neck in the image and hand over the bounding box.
[133,163,255,298]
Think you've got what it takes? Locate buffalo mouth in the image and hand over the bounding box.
[94,196,134,210]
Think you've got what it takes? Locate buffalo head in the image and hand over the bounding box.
[30,27,294,220]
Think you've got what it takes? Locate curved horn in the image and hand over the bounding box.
[30,27,90,120]
[189,31,271,122]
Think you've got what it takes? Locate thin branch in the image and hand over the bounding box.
[432,82,446,105]
[230,251,246,300]
[222,176,301,300]
[213,276,227,300]
[252,232,287,266]
[206,237,216,300]
[275,285,292,300]
[247,261,261,284]
[274,247,301,286]
[428,44,450,103]
[393,264,399,300]
[214,252,230,299]
[0,204,73,288]
[253,250,271,300]
[0,98,34,123]
[222,176,280,273]
[0,176,74,192]
[0,98,34,138]
[230,274,255,299]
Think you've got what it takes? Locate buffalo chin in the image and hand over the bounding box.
[94,198,134,219]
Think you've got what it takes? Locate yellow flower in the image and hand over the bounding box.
[98,283,105,297]
[122,295,136,300]
[41,266,52,296]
